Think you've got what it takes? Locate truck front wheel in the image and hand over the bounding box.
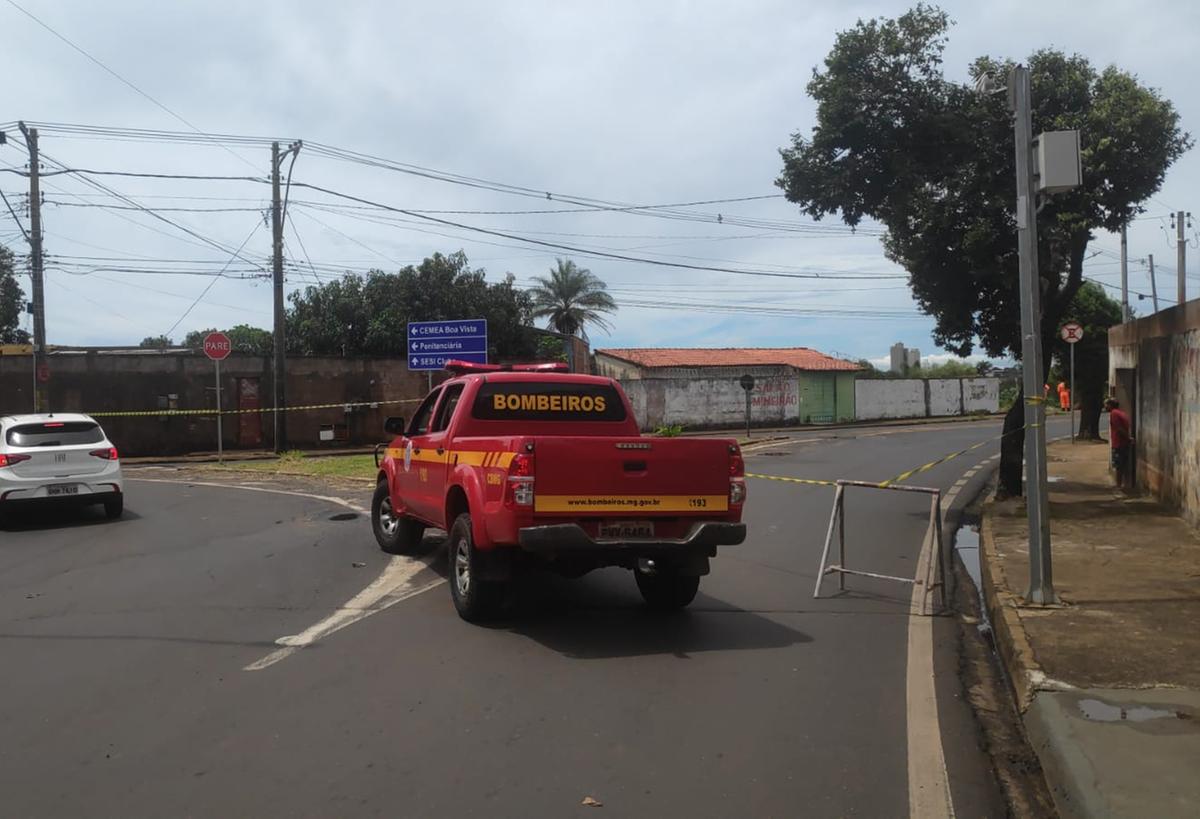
[635,569,700,611]
[448,512,505,622]
[372,480,425,554]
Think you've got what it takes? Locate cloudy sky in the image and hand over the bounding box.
[1,0,1196,364]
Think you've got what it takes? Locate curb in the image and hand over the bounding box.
[978,507,1046,712]
[980,501,1092,819]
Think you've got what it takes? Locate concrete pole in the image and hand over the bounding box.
[1178,212,1188,307]
[1010,66,1056,605]
[1120,224,1130,322]
[271,142,287,453]
[1148,253,1159,313]
[18,123,46,412]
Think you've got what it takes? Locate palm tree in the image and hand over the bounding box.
[528,259,617,340]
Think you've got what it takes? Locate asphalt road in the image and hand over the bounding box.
[0,419,1067,818]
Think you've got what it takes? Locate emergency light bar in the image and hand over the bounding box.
[444,360,569,374]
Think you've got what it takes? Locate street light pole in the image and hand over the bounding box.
[1010,66,1056,605]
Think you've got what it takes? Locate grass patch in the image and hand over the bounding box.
[217,452,379,480]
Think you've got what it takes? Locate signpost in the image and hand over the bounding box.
[203,332,232,462]
[740,374,756,439]
[407,319,488,389]
[1061,322,1084,443]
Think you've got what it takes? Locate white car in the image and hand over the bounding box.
[0,413,124,520]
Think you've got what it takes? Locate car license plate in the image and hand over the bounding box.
[599,521,654,539]
[47,484,79,496]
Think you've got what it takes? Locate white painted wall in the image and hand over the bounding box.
[856,378,999,420]
[962,378,999,413]
[621,376,799,430]
[928,379,962,416]
[855,379,926,420]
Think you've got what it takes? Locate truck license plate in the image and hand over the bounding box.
[47,484,79,496]
[599,521,654,539]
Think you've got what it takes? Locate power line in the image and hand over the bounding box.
[0,187,30,243]
[162,222,262,337]
[290,181,904,281]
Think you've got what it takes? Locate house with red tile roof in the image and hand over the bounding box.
[595,347,862,427]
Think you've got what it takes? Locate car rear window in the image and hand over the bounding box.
[472,382,627,422]
[6,421,105,447]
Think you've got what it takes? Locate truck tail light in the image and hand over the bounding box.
[90,447,119,461]
[506,453,535,507]
[728,445,746,505]
[0,453,31,468]
[730,479,747,506]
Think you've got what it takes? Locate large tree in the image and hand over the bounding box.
[1053,282,1123,440]
[139,335,173,349]
[776,5,1190,495]
[184,325,273,356]
[1,245,30,344]
[528,258,616,340]
[285,251,539,359]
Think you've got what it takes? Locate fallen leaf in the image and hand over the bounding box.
[582,796,602,807]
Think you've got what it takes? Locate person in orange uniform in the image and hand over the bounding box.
[1058,381,1070,411]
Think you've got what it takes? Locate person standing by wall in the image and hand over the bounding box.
[1104,398,1134,488]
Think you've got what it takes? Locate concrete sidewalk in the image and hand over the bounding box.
[982,440,1200,818]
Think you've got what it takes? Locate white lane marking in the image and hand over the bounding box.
[128,476,446,671]
[128,476,369,514]
[244,557,444,671]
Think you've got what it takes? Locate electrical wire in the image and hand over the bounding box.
[0,188,30,243]
[161,222,262,337]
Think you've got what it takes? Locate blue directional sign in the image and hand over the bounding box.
[407,319,488,371]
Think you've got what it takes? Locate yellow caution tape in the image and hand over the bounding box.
[85,397,423,418]
[747,422,1034,490]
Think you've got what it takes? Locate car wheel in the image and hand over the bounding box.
[448,512,505,622]
[103,497,124,520]
[635,569,700,611]
[372,480,424,554]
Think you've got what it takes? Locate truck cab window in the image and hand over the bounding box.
[432,385,465,433]
[408,388,442,437]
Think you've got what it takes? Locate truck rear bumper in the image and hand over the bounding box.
[518,521,746,555]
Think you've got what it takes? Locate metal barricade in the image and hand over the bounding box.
[813,479,948,614]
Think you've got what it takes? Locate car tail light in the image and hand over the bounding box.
[506,452,535,507]
[0,453,31,468]
[90,447,119,461]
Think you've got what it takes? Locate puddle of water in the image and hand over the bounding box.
[1078,699,1188,722]
[954,524,991,637]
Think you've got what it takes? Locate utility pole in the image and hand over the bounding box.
[17,123,46,412]
[1120,223,1130,322]
[1177,211,1188,307]
[1148,253,1159,313]
[1010,66,1056,605]
[271,141,287,453]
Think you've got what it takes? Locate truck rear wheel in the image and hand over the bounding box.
[449,512,505,622]
[635,569,700,610]
[372,480,425,554]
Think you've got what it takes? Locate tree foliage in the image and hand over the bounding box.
[183,325,273,356]
[284,251,539,358]
[139,335,173,349]
[776,5,1190,494]
[528,258,617,340]
[0,245,30,345]
[1052,282,1123,439]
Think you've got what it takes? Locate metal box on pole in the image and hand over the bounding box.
[1034,130,1082,194]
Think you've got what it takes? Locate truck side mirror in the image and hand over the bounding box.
[384,416,406,436]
